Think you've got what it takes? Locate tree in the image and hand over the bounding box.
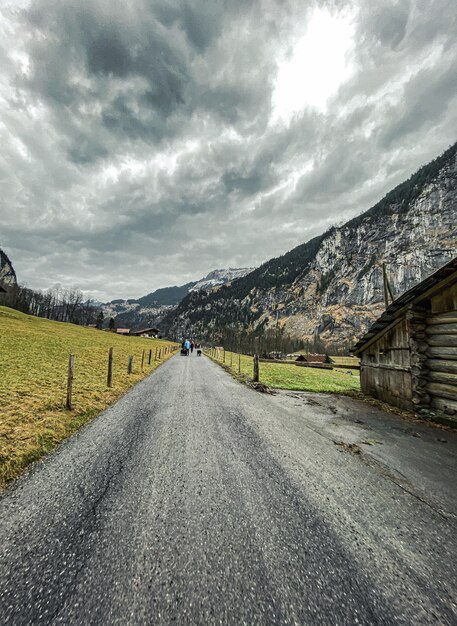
[95,310,104,329]
[109,317,115,331]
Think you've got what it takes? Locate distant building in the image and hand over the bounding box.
[292,353,328,364]
[115,328,131,336]
[353,257,457,417]
[130,327,159,338]
[267,351,283,359]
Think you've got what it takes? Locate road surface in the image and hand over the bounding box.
[1,353,456,625]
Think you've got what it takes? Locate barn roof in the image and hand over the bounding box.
[294,353,327,363]
[353,256,457,355]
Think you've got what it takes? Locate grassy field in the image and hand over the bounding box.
[208,349,360,394]
[0,306,177,488]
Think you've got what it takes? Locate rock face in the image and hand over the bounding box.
[0,249,17,288]
[166,143,457,346]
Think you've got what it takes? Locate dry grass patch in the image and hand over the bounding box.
[0,306,177,488]
[208,350,360,394]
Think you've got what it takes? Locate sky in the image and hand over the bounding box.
[1,0,456,301]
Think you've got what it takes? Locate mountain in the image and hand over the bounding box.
[165,142,457,347]
[137,282,197,307]
[0,249,17,288]
[102,268,254,330]
[190,268,255,292]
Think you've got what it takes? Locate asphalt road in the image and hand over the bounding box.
[1,353,456,625]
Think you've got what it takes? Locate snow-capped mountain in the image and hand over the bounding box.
[189,268,255,292]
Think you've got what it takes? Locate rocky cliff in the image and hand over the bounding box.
[166,143,457,346]
[0,248,17,288]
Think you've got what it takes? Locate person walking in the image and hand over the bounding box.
[184,339,191,355]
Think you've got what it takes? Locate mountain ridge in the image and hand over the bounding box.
[102,267,255,329]
[164,142,457,346]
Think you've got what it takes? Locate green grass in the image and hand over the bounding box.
[208,349,360,394]
[0,306,177,488]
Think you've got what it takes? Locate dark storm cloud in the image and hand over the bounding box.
[378,58,457,148]
[358,0,410,49]
[20,0,268,163]
[21,0,194,162]
[1,0,456,299]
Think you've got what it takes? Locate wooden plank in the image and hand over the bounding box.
[426,346,457,360]
[426,382,457,401]
[426,335,457,347]
[427,312,457,325]
[428,371,457,385]
[361,363,411,373]
[431,284,457,314]
[430,396,457,414]
[426,359,457,374]
[426,323,457,335]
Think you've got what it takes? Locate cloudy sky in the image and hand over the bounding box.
[1,0,456,301]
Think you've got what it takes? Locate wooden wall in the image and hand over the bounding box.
[425,282,457,415]
[360,318,413,411]
[359,277,457,416]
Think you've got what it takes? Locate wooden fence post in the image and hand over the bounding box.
[223,349,226,363]
[141,349,145,371]
[238,352,241,374]
[230,352,233,367]
[158,348,162,359]
[66,353,75,410]
[253,355,259,382]
[128,355,133,374]
[154,347,158,361]
[107,347,113,388]
[148,349,152,365]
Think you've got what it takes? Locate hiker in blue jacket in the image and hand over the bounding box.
[184,339,191,355]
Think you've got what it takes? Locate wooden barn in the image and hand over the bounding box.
[292,353,328,363]
[353,257,457,417]
[130,327,159,338]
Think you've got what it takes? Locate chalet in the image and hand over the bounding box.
[293,353,328,363]
[130,327,159,338]
[116,328,131,336]
[353,257,457,418]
